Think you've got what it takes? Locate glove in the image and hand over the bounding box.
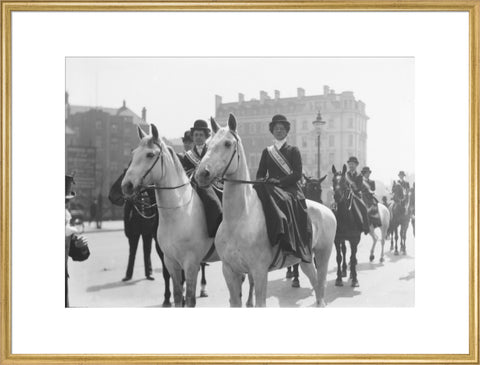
[72,235,88,248]
[267,178,280,185]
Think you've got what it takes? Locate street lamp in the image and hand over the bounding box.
[312,111,326,178]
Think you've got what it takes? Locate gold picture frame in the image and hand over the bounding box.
[1,1,479,363]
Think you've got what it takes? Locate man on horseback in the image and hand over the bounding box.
[177,130,193,159]
[393,170,410,206]
[345,156,370,234]
[254,114,312,264]
[360,166,382,228]
[180,119,223,237]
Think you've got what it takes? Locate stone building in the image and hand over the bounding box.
[214,86,369,204]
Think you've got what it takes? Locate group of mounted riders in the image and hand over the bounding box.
[67,112,414,307]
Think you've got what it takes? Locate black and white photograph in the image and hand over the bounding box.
[65,57,415,308]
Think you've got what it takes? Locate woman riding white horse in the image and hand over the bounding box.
[195,114,336,307]
[121,125,218,307]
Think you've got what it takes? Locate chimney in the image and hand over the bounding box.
[297,88,305,98]
[260,90,269,103]
[274,90,280,100]
[215,95,223,110]
[65,91,69,105]
[122,100,126,108]
[238,93,245,103]
[323,85,330,95]
[141,107,147,122]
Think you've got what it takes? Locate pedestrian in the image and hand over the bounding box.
[96,193,103,229]
[89,200,97,226]
[254,114,312,265]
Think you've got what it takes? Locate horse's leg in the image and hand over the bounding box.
[246,273,255,308]
[222,263,243,307]
[292,263,300,288]
[286,266,293,279]
[164,256,183,307]
[350,239,360,287]
[299,260,317,296]
[341,241,347,277]
[369,226,378,262]
[401,221,408,255]
[412,218,415,237]
[184,261,200,308]
[154,239,171,307]
[199,263,208,297]
[252,268,268,307]
[312,241,333,307]
[334,240,343,287]
[394,226,399,256]
[380,224,387,263]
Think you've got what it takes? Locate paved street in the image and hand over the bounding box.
[69,221,414,308]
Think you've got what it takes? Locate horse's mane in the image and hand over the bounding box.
[152,137,189,182]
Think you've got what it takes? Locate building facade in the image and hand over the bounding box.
[214,86,369,204]
[65,92,149,219]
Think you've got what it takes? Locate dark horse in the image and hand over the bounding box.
[331,165,363,287]
[286,174,328,287]
[388,182,411,255]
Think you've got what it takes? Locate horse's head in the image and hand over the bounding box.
[331,164,348,203]
[303,174,327,203]
[196,114,241,188]
[121,124,169,198]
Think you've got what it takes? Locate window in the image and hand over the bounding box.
[349,134,353,147]
[328,152,335,164]
[302,120,308,130]
[329,135,335,147]
[302,136,308,148]
[328,119,334,129]
[249,123,255,134]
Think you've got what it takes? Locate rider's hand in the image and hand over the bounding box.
[267,178,280,185]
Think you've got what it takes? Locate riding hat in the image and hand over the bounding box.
[398,170,406,177]
[269,114,291,134]
[347,156,359,165]
[190,119,211,137]
[181,130,193,143]
[361,166,372,174]
[65,174,76,200]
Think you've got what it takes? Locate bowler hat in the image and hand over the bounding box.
[361,166,372,174]
[190,119,211,137]
[65,174,76,200]
[269,114,291,133]
[347,156,359,165]
[398,171,406,177]
[181,130,193,143]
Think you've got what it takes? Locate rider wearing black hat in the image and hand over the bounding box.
[393,170,410,206]
[344,157,370,234]
[180,119,222,237]
[360,166,381,228]
[254,114,312,264]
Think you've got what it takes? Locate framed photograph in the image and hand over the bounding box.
[1,1,478,363]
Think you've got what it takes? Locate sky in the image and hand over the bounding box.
[66,57,414,184]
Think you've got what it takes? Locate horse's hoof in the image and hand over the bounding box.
[394,250,399,256]
[351,279,359,287]
[162,301,172,308]
[292,279,300,288]
[317,299,326,308]
[380,257,385,263]
[402,250,407,255]
[200,290,208,298]
[286,271,294,279]
[335,278,343,287]
[369,254,374,262]
[246,301,254,308]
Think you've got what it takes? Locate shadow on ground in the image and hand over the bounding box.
[399,270,415,281]
[87,278,144,292]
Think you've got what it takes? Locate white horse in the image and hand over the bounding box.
[121,124,219,307]
[367,203,391,263]
[195,114,337,307]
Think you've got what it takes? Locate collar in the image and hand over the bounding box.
[195,144,206,154]
[274,138,287,150]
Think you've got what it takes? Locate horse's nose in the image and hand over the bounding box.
[203,168,210,178]
[122,181,134,196]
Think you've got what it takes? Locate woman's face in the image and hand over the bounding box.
[193,130,207,146]
[272,123,288,141]
[347,162,357,172]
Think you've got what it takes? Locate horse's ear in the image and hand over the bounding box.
[228,113,237,132]
[210,117,219,134]
[151,123,159,141]
[319,174,327,183]
[138,126,146,140]
[342,164,347,175]
[332,165,337,174]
